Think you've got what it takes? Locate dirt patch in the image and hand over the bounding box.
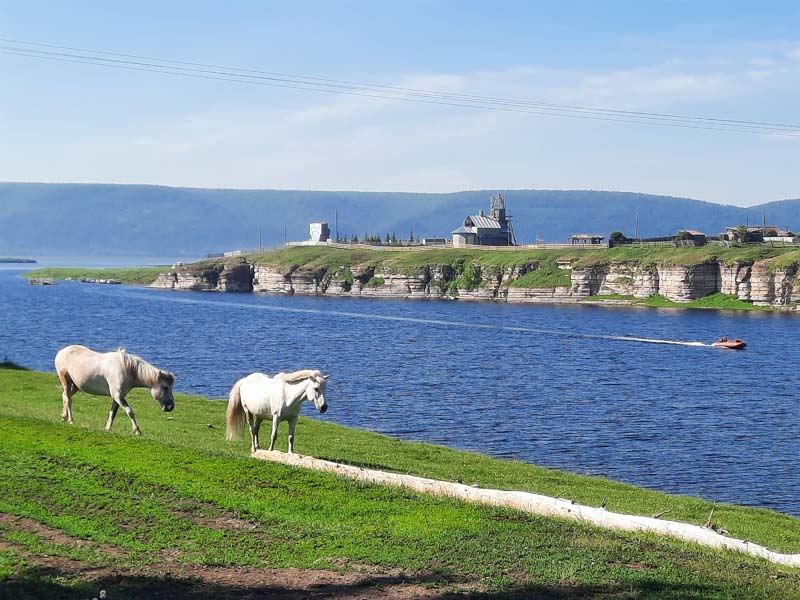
[171,564,456,599]
[606,560,655,571]
[0,513,567,599]
[0,513,127,558]
[170,509,258,531]
[0,513,464,598]
[2,550,478,599]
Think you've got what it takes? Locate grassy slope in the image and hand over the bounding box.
[23,266,168,286]
[250,245,800,271]
[1,366,799,599]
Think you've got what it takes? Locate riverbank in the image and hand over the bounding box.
[0,364,798,598]
[23,245,800,311]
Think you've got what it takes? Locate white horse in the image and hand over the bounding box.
[55,344,175,435]
[226,369,329,453]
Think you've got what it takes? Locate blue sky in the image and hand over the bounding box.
[1,1,798,205]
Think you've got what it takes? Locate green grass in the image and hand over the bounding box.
[23,266,168,286]
[582,293,774,312]
[638,294,773,311]
[248,245,800,283]
[510,261,572,288]
[582,294,637,302]
[0,365,799,598]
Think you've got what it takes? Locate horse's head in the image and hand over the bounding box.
[151,370,176,412]
[306,372,329,414]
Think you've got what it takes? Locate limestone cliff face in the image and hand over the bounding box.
[657,264,720,302]
[151,256,799,309]
[720,263,752,301]
[150,259,253,292]
[749,262,798,306]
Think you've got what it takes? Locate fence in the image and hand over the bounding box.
[286,241,610,251]
[226,239,797,256]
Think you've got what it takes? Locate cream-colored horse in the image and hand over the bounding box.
[55,345,175,435]
[226,369,328,453]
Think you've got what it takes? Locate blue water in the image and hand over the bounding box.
[2,269,798,516]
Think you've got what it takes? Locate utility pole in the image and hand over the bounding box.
[335,210,339,242]
[258,224,262,252]
[634,211,639,240]
[283,225,287,246]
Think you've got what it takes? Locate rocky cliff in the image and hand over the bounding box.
[150,256,800,309]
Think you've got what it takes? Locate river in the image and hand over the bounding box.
[1,268,797,516]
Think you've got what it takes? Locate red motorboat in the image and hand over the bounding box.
[713,338,746,350]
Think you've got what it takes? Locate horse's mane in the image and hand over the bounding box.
[118,348,174,386]
[274,369,322,383]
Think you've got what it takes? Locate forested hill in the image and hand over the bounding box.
[1,182,798,258]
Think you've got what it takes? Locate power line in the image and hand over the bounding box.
[3,37,798,131]
[2,38,799,136]
[2,46,796,136]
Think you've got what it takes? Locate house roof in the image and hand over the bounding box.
[451,225,476,235]
[678,229,706,236]
[570,234,604,239]
[725,226,780,232]
[466,214,502,229]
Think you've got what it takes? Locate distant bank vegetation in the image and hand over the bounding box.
[23,266,168,286]
[0,257,36,263]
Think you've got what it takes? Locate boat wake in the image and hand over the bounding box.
[93,287,714,348]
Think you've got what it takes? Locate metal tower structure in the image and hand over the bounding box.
[490,194,516,246]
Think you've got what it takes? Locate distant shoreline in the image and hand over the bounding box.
[0,257,36,264]
[22,244,800,313]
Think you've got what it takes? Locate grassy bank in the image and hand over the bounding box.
[246,244,800,272]
[583,293,777,311]
[22,266,168,286]
[0,365,798,599]
[23,245,800,293]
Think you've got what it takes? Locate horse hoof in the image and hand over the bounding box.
[134,430,142,436]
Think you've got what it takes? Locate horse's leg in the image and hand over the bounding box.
[115,395,141,435]
[268,414,279,451]
[105,398,120,431]
[245,408,256,451]
[252,418,261,453]
[57,371,76,424]
[287,415,298,454]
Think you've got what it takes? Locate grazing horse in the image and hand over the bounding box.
[226,369,329,453]
[54,345,175,435]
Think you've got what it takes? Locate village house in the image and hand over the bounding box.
[719,225,793,243]
[676,229,707,246]
[569,234,605,245]
[451,194,515,247]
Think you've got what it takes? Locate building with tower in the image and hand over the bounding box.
[451,194,516,247]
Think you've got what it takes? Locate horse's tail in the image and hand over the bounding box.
[225,378,246,441]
